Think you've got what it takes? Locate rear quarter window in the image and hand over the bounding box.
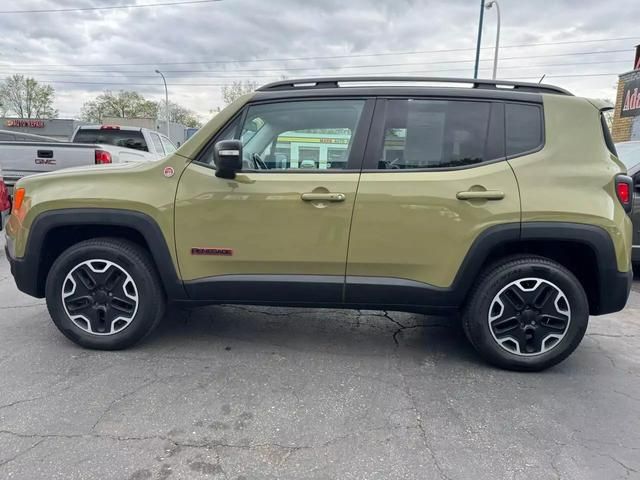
[149,133,165,154]
[505,103,543,157]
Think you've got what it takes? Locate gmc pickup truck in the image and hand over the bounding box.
[0,125,176,194]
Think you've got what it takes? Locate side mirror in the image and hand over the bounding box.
[214,140,243,179]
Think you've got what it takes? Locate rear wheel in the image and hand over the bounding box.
[45,238,165,350]
[463,255,589,371]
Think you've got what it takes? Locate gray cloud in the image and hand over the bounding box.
[0,0,638,119]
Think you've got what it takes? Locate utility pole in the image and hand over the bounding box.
[473,0,486,78]
[155,69,170,138]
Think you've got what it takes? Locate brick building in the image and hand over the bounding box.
[611,45,640,142]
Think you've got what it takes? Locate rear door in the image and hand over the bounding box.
[174,98,374,304]
[346,97,522,307]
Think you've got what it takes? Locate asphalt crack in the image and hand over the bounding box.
[374,311,451,346]
[389,339,451,480]
[90,378,162,432]
[0,438,45,468]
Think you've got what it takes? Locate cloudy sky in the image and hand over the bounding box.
[0,0,638,122]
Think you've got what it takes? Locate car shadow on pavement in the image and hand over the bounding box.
[142,304,483,368]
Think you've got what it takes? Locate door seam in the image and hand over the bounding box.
[342,99,380,302]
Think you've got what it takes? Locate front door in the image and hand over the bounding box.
[346,97,524,307]
[175,98,373,304]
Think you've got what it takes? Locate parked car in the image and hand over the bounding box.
[4,77,634,371]
[615,141,640,267]
[0,125,176,195]
[0,166,10,230]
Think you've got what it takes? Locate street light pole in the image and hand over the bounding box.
[473,0,486,78]
[485,0,501,79]
[155,69,170,138]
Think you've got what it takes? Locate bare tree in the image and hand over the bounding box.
[221,81,258,106]
[0,75,57,118]
[156,101,201,128]
[81,90,159,123]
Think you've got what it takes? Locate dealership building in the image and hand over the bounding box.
[0,118,90,141]
[0,117,190,146]
[611,45,640,142]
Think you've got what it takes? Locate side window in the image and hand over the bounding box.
[505,103,543,157]
[236,100,365,171]
[161,136,177,154]
[150,133,165,155]
[378,99,494,169]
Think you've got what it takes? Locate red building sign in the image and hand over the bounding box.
[4,119,45,128]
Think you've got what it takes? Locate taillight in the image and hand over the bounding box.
[95,150,112,164]
[0,180,10,211]
[615,175,633,214]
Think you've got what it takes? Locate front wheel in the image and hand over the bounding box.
[463,255,589,371]
[45,238,165,350]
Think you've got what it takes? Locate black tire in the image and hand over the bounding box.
[462,255,589,371]
[45,238,165,350]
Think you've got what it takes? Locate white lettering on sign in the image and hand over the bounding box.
[5,119,45,128]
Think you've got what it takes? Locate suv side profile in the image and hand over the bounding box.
[4,77,634,371]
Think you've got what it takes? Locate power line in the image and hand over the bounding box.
[0,60,630,79]
[29,72,621,87]
[0,49,631,75]
[2,37,637,68]
[0,0,224,14]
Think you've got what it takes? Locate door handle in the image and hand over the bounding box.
[456,190,505,201]
[301,192,346,202]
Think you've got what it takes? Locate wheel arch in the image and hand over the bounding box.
[456,222,630,316]
[19,209,186,300]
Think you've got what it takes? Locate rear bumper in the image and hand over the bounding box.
[596,267,633,315]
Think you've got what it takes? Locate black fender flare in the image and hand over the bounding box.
[16,208,186,299]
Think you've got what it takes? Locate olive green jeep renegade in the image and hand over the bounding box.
[4,77,634,371]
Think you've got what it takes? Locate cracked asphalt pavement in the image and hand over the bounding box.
[1,237,639,480]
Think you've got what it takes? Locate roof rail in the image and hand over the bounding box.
[256,76,572,96]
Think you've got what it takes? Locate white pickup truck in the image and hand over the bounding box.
[0,125,176,194]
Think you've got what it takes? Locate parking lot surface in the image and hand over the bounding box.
[1,238,639,480]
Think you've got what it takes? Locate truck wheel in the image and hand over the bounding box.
[45,238,165,350]
[462,255,589,371]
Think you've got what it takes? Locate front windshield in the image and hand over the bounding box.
[615,142,640,170]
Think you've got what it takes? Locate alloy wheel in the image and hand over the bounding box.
[488,277,571,356]
[61,259,139,335]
